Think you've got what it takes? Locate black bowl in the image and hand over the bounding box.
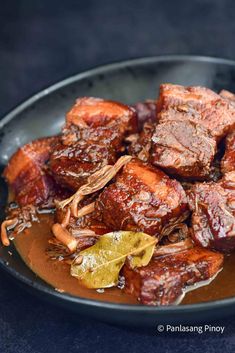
[1,55,235,327]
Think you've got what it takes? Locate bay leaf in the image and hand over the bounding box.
[71,231,157,288]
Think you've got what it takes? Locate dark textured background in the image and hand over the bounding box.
[1,0,235,352]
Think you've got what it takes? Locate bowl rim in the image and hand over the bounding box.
[1,54,235,313]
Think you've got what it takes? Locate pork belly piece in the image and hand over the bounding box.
[157,84,219,113]
[123,246,223,305]
[200,99,235,140]
[96,159,188,237]
[49,141,116,190]
[50,97,137,190]
[151,120,216,179]
[3,137,66,206]
[221,131,235,173]
[188,171,235,252]
[3,137,57,185]
[133,100,157,131]
[66,97,137,134]
[61,123,123,151]
[157,84,235,140]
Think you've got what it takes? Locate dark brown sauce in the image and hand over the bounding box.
[14,214,235,305]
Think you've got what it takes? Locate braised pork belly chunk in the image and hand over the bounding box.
[156,84,219,112]
[96,159,188,237]
[49,141,117,190]
[3,137,68,206]
[123,247,223,305]
[148,83,235,180]
[61,123,123,150]
[151,119,216,179]
[50,97,137,190]
[188,172,235,252]
[66,97,137,132]
[63,98,137,150]
[157,84,235,140]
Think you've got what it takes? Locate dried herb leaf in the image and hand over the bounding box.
[71,231,157,288]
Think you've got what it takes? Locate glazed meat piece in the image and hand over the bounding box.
[128,122,156,162]
[63,97,137,149]
[200,99,235,140]
[96,159,188,237]
[3,137,57,185]
[221,131,235,173]
[50,97,137,190]
[61,123,123,151]
[156,84,219,113]
[157,84,235,141]
[151,120,216,179]
[66,97,137,133]
[188,171,235,252]
[123,246,223,305]
[3,137,67,206]
[133,100,157,131]
[49,141,117,190]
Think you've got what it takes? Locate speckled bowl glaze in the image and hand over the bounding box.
[0,55,235,327]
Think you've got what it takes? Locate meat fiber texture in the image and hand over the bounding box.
[150,84,235,180]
